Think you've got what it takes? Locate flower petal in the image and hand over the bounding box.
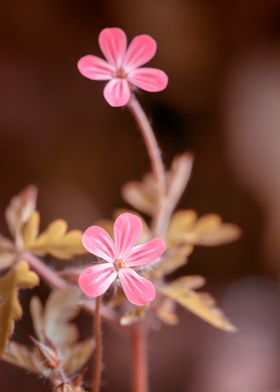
[78,263,117,297]
[123,35,157,71]
[129,67,168,92]
[77,55,113,80]
[82,226,115,262]
[126,238,166,267]
[103,79,130,107]
[119,268,156,306]
[113,213,142,259]
[98,27,127,67]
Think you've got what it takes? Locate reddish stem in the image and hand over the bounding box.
[93,296,102,392]
[131,326,148,392]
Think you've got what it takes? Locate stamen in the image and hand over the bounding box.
[114,259,125,269]
[115,68,127,79]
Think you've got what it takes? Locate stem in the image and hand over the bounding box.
[24,252,68,289]
[131,326,148,392]
[128,95,166,235]
[93,296,102,392]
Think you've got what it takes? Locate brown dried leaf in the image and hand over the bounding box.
[22,212,86,260]
[0,261,39,355]
[168,210,241,247]
[156,299,179,326]
[158,276,236,332]
[2,341,40,374]
[5,185,37,243]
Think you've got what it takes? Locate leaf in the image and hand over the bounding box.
[0,235,16,271]
[145,245,193,280]
[168,210,241,247]
[120,307,146,326]
[2,341,40,374]
[30,288,94,376]
[158,276,236,332]
[5,185,37,244]
[31,288,80,350]
[122,153,193,216]
[54,384,74,392]
[122,173,157,215]
[156,299,179,326]
[63,338,94,375]
[0,261,39,355]
[22,212,86,260]
[166,153,193,208]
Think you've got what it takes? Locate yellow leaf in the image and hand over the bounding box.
[22,212,86,260]
[0,261,39,355]
[168,210,241,247]
[156,299,179,326]
[158,276,236,332]
[120,307,146,326]
[145,245,193,280]
[5,185,37,244]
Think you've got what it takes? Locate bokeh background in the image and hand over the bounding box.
[1,0,280,391]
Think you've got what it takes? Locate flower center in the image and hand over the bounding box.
[114,259,125,270]
[115,67,127,79]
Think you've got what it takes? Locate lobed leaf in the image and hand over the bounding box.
[0,261,39,355]
[158,276,236,332]
[22,212,86,260]
[168,210,241,247]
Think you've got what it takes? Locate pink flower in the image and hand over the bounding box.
[78,213,166,306]
[77,27,168,107]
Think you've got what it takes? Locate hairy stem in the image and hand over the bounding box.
[128,94,167,235]
[131,326,148,392]
[93,296,102,392]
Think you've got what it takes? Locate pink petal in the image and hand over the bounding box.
[129,67,168,92]
[82,226,115,262]
[103,79,130,107]
[123,35,157,71]
[77,55,113,81]
[119,268,156,306]
[78,263,117,297]
[113,213,142,259]
[126,238,166,268]
[98,27,127,68]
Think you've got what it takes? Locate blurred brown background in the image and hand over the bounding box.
[1,0,280,391]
